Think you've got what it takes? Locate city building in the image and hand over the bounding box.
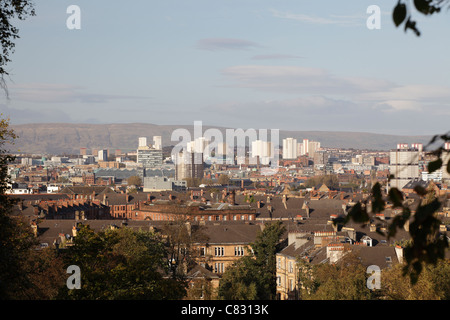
[389,144,420,190]
[175,151,204,180]
[137,137,163,168]
[282,138,298,160]
[251,140,272,165]
[98,149,108,162]
[153,136,162,150]
[143,176,187,192]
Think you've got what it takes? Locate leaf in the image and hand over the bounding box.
[393,2,407,26]
[388,187,404,208]
[413,185,427,196]
[371,182,385,213]
[404,18,421,36]
[414,0,433,15]
[347,202,369,224]
[428,158,443,174]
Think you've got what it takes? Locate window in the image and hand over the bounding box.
[214,247,224,256]
[289,279,294,291]
[241,215,245,220]
[277,257,281,269]
[234,246,244,256]
[277,276,281,286]
[288,261,294,273]
[223,215,227,221]
[199,247,205,256]
[214,263,224,273]
[233,215,237,221]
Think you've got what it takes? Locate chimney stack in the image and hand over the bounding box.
[228,190,236,205]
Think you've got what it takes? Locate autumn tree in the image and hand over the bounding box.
[298,253,373,300]
[218,221,285,300]
[58,224,187,300]
[127,175,142,186]
[382,259,450,300]
[218,174,230,185]
[161,219,209,279]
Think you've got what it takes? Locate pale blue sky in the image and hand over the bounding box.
[2,0,450,135]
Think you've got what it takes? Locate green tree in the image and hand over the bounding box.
[0,116,67,299]
[217,257,261,300]
[218,221,285,300]
[301,253,372,300]
[0,116,33,298]
[382,259,450,300]
[58,224,187,300]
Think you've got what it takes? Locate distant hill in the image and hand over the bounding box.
[9,123,433,154]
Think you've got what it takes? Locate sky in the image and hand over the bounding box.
[1,0,450,135]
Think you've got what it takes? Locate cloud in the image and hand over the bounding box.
[216,64,450,133]
[196,38,263,51]
[7,83,151,104]
[250,54,303,60]
[270,9,365,26]
[220,65,394,95]
[0,104,74,124]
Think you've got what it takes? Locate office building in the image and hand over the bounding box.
[282,138,298,160]
[137,137,163,168]
[153,136,162,150]
[251,140,272,165]
[98,149,108,162]
[389,144,420,190]
[143,176,187,192]
[175,151,204,180]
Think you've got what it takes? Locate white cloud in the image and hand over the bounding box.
[220,65,394,95]
[251,54,303,60]
[7,83,150,104]
[196,38,263,51]
[270,9,365,26]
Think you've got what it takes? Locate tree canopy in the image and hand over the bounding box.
[218,221,285,300]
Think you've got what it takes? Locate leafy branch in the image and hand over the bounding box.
[393,0,450,36]
[334,133,450,284]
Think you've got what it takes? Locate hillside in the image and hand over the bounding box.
[9,123,433,154]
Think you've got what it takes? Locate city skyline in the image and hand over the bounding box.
[1,1,450,135]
